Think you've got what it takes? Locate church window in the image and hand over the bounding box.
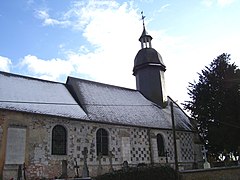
[96,128,109,156]
[157,134,165,156]
[52,125,67,155]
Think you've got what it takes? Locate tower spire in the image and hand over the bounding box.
[141,11,146,28]
[139,11,152,49]
[133,14,167,107]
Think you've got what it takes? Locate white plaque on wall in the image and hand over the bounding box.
[5,127,26,164]
[121,137,131,162]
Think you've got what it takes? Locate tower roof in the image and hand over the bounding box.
[139,26,153,42]
[134,20,165,74]
[133,48,166,74]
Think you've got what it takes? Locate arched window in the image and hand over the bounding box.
[157,134,165,156]
[96,128,108,156]
[52,125,67,155]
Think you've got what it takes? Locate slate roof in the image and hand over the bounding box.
[0,71,193,131]
[67,77,193,131]
[0,71,88,119]
[134,48,166,73]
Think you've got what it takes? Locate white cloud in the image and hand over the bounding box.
[158,4,170,13]
[21,55,74,81]
[29,1,141,88]
[20,1,140,88]
[35,9,70,27]
[217,0,235,6]
[63,0,129,31]
[66,1,141,87]
[201,0,235,7]
[0,56,12,72]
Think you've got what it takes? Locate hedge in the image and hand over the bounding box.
[95,165,177,180]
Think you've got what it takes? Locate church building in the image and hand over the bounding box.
[0,23,203,179]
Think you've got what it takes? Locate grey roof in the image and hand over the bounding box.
[139,26,153,42]
[0,71,88,119]
[133,48,166,74]
[67,77,193,131]
[0,71,193,131]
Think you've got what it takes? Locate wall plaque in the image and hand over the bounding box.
[5,127,26,164]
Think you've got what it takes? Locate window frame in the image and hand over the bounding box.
[157,133,165,157]
[96,128,109,156]
[52,125,67,155]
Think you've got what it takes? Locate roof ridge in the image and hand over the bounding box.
[67,76,137,92]
[0,71,65,85]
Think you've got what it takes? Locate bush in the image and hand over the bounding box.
[95,165,177,180]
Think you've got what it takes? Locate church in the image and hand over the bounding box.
[0,23,203,179]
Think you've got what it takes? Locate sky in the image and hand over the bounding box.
[0,0,240,110]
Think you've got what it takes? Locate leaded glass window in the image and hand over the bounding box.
[52,125,67,155]
[96,128,108,156]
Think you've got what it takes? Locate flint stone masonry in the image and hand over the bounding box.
[0,111,200,179]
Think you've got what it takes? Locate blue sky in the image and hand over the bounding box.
[0,0,240,107]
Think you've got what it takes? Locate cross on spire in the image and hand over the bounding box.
[141,11,146,27]
[139,11,152,48]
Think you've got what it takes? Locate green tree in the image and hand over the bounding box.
[184,53,240,158]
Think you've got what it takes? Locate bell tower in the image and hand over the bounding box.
[133,13,167,107]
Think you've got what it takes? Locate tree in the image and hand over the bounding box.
[184,53,240,159]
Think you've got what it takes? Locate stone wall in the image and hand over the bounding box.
[0,110,201,179]
[179,166,240,180]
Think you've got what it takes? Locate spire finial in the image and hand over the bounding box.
[139,11,152,48]
[141,11,146,28]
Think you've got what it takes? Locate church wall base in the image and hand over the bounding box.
[0,110,203,179]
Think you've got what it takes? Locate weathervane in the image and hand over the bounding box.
[141,11,146,27]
